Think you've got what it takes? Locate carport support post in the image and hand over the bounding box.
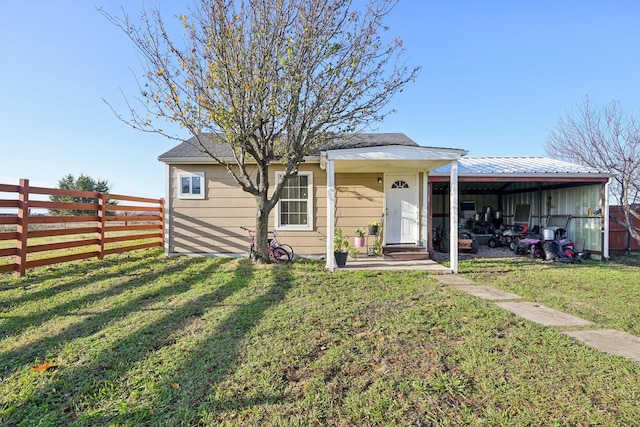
[326,159,336,271]
[603,179,610,259]
[449,161,459,273]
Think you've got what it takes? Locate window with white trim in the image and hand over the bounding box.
[276,171,313,230]
[178,172,205,199]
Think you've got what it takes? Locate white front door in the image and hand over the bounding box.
[385,174,419,244]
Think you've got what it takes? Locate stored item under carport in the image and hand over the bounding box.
[458,229,479,254]
[543,215,571,240]
[488,224,530,251]
[433,227,479,254]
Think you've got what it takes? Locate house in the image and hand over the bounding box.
[158,133,612,272]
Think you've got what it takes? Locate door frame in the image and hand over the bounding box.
[384,173,420,245]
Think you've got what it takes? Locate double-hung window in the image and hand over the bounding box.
[276,171,313,230]
[178,172,205,199]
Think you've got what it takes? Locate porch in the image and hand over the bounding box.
[321,144,467,273]
[337,257,451,273]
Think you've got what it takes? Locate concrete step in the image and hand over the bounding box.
[382,245,429,261]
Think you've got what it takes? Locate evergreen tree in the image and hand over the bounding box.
[49,174,115,216]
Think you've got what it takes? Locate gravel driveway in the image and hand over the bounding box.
[432,244,517,261]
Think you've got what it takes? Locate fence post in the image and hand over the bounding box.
[160,198,166,250]
[16,179,30,277]
[98,192,107,260]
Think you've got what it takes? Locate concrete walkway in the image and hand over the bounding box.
[435,275,640,365]
[495,301,594,327]
[452,285,521,301]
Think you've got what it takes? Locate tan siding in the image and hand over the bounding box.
[168,164,422,256]
[334,173,384,238]
[173,199,257,212]
[168,163,329,255]
[169,165,256,254]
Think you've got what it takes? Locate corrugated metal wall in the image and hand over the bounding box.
[503,184,604,253]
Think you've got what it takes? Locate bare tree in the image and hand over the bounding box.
[100,0,418,261]
[545,96,640,249]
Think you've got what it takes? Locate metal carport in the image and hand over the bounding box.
[428,157,612,259]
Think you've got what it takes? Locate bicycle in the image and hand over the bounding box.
[240,226,294,262]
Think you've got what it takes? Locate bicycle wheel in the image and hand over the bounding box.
[271,246,291,263]
[278,244,294,259]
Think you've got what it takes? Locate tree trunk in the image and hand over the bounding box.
[253,194,271,263]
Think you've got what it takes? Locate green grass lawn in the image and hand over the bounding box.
[0,228,162,269]
[459,255,640,336]
[1,250,639,426]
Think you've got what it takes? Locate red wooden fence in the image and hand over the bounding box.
[0,179,164,277]
[609,205,640,252]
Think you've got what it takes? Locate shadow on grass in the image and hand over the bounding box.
[0,250,157,291]
[75,261,296,425]
[0,255,220,377]
[2,255,297,425]
[0,250,168,321]
[179,263,295,414]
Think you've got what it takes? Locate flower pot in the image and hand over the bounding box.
[368,225,379,236]
[334,251,348,267]
[354,236,365,247]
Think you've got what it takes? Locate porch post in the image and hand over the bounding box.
[449,161,459,274]
[326,158,336,271]
[422,173,430,253]
[603,178,610,259]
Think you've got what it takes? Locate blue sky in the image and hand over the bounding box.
[1,0,639,199]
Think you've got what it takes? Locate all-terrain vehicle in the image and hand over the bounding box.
[488,224,529,251]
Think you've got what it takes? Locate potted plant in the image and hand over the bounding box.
[354,227,366,247]
[369,221,383,256]
[348,247,360,260]
[334,227,349,267]
[368,220,381,236]
[370,236,382,256]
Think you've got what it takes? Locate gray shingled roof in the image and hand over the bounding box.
[158,135,610,178]
[158,133,419,161]
[431,157,610,176]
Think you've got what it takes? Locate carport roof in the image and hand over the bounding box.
[430,157,611,178]
[429,156,611,195]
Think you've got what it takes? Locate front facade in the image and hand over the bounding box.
[159,133,611,271]
[159,134,466,271]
